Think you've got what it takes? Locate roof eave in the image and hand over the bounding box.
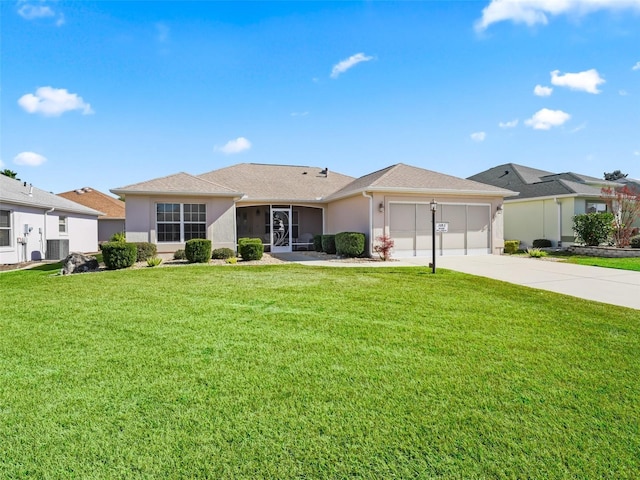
[110,189,243,198]
[326,186,518,202]
[0,197,102,216]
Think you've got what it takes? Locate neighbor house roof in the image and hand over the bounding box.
[468,163,621,200]
[326,163,516,201]
[197,163,355,202]
[0,175,102,216]
[111,172,241,197]
[58,187,125,219]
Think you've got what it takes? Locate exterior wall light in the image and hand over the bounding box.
[378,202,384,213]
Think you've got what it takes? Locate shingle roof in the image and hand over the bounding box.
[198,163,354,202]
[468,163,621,200]
[326,163,516,200]
[1,175,102,216]
[58,187,125,219]
[111,172,240,196]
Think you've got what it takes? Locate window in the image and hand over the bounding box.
[0,210,11,247]
[586,202,607,214]
[59,216,68,234]
[156,203,206,242]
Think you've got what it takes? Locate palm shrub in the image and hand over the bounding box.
[239,239,264,261]
[572,213,614,246]
[321,234,336,254]
[185,239,212,263]
[134,242,157,261]
[101,242,137,270]
[335,232,365,257]
[503,240,520,254]
[212,248,236,260]
[526,248,548,258]
[109,232,126,242]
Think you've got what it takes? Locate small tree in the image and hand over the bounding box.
[373,234,394,261]
[572,212,614,246]
[601,186,640,247]
[603,170,628,181]
[1,169,19,179]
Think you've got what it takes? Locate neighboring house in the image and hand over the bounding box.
[1,175,101,264]
[58,187,126,242]
[468,163,623,247]
[111,163,515,258]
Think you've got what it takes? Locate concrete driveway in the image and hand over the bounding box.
[277,252,640,310]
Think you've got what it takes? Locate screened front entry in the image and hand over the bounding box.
[389,203,491,257]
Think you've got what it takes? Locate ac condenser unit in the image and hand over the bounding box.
[46,239,69,260]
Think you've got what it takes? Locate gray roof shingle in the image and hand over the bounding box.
[111,172,240,196]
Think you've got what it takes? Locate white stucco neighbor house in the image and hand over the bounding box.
[468,163,625,248]
[111,163,516,258]
[1,175,102,264]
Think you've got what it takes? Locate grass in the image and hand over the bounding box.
[1,264,638,478]
[546,251,640,272]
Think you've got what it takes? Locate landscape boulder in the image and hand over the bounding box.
[62,252,99,275]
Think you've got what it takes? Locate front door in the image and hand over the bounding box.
[271,207,292,253]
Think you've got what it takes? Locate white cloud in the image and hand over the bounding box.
[14,152,47,167]
[476,0,640,32]
[17,1,64,25]
[215,137,252,154]
[550,69,605,94]
[570,122,587,133]
[290,112,309,117]
[633,62,640,71]
[18,87,94,117]
[471,132,487,142]
[499,119,519,128]
[525,108,571,130]
[534,85,553,97]
[634,150,640,156]
[330,53,373,79]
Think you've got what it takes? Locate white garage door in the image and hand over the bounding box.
[389,203,490,257]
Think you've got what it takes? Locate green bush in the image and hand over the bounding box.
[146,256,162,267]
[321,234,336,254]
[532,239,552,248]
[240,241,264,261]
[212,247,236,260]
[134,242,157,262]
[335,232,366,257]
[630,235,640,248]
[526,248,548,258]
[173,249,186,260]
[185,239,212,263]
[101,242,137,270]
[313,234,323,252]
[572,213,614,246]
[109,232,126,242]
[503,240,520,254]
[225,257,238,264]
[238,237,263,248]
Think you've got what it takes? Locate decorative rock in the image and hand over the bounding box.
[62,252,99,275]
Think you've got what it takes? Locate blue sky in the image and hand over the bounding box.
[2,0,639,195]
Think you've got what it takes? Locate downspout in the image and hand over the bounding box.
[362,191,374,256]
[43,207,55,259]
[554,198,562,247]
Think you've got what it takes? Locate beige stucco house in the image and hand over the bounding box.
[58,187,126,242]
[468,163,624,248]
[111,163,515,257]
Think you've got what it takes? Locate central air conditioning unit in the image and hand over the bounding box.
[46,239,69,260]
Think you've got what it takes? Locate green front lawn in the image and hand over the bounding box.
[554,254,640,271]
[1,265,638,478]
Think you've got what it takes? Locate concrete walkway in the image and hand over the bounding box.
[275,253,640,310]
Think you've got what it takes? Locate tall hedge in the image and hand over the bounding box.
[321,234,336,254]
[313,234,323,252]
[185,239,212,263]
[335,232,365,257]
[101,242,137,270]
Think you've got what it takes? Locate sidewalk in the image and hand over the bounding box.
[276,253,640,310]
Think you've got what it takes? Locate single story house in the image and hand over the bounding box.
[111,163,516,257]
[1,175,102,264]
[58,187,126,242]
[468,163,623,247]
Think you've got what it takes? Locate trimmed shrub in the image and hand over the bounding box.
[573,212,614,246]
[321,234,336,254]
[185,239,212,263]
[503,240,520,254]
[212,247,236,260]
[173,249,186,260]
[240,241,264,261]
[532,238,552,248]
[238,237,263,248]
[335,232,365,257]
[109,232,126,242]
[313,234,323,252]
[630,235,640,249]
[134,242,157,262]
[101,242,137,270]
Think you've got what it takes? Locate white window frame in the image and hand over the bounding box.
[156,203,206,243]
[0,209,12,248]
[58,215,68,235]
